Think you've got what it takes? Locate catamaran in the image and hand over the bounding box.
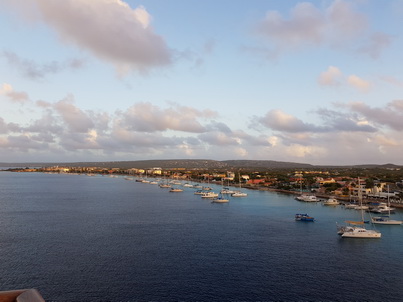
[337,178,381,239]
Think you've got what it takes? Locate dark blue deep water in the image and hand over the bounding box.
[1,172,403,301]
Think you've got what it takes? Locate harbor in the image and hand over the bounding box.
[1,171,403,301]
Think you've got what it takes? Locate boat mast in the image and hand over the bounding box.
[358,178,364,222]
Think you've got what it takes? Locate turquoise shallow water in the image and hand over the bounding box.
[0,172,403,301]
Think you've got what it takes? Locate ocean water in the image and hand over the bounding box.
[0,172,403,302]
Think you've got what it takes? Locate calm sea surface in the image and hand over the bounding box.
[1,172,403,302]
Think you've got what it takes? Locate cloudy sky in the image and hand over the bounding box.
[1,0,403,165]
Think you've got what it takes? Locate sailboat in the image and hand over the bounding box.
[337,178,381,238]
[231,173,247,197]
[211,193,229,203]
[295,174,315,222]
[371,185,402,225]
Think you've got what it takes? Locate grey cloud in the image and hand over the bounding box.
[252,0,389,58]
[53,97,94,133]
[120,102,209,133]
[198,132,240,146]
[349,101,403,131]
[316,108,377,132]
[2,51,85,80]
[358,32,393,59]
[259,109,324,133]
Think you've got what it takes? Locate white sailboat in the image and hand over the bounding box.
[211,193,229,203]
[231,173,247,197]
[372,185,402,225]
[337,178,381,239]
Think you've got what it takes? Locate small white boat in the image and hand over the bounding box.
[370,202,396,214]
[201,192,219,199]
[322,197,340,206]
[169,187,183,192]
[344,203,358,209]
[221,187,236,194]
[296,195,318,202]
[231,191,247,197]
[159,183,171,188]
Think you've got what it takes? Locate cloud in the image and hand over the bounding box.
[347,75,371,91]
[53,96,94,133]
[358,32,393,59]
[259,109,323,133]
[285,144,327,158]
[119,102,217,133]
[0,83,29,103]
[380,76,403,87]
[348,100,403,131]
[253,0,389,58]
[317,66,342,86]
[1,51,85,80]
[318,66,371,92]
[315,108,377,132]
[17,0,173,74]
[198,131,240,146]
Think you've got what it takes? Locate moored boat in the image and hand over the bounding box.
[295,213,315,222]
[322,197,340,206]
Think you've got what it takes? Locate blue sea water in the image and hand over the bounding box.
[0,172,403,302]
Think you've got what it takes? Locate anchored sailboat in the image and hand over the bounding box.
[371,185,402,225]
[337,178,381,238]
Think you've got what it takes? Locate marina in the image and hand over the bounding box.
[1,172,403,301]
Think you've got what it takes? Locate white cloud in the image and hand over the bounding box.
[285,144,327,158]
[318,67,371,92]
[318,66,342,86]
[5,0,173,74]
[347,75,371,91]
[0,83,29,103]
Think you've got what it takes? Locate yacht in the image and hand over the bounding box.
[322,197,340,206]
[296,195,318,202]
[221,187,236,194]
[231,191,247,197]
[200,192,219,199]
[370,202,395,214]
[338,223,381,238]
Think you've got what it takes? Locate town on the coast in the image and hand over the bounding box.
[5,161,403,208]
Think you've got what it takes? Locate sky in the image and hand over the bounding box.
[1,0,403,165]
